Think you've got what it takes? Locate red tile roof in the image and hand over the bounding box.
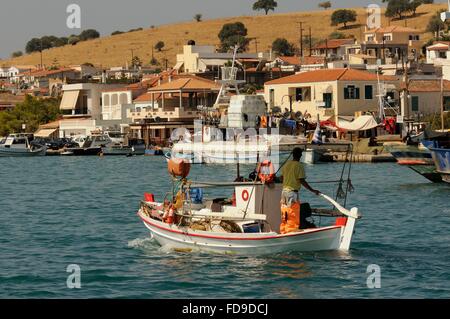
[365,26,421,34]
[17,67,79,77]
[134,92,162,102]
[312,39,355,50]
[265,68,398,85]
[148,75,220,91]
[427,42,450,51]
[402,79,450,92]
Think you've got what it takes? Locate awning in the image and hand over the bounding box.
[337,115,379,131]
[35,128,58,137]
[173,62,184,71]
[60,90,80,110]
[199,58,228,66]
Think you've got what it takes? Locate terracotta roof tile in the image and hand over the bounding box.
[365,26,421,34]
[312,39,355,50]
[148,75,220,91]
[403,79,450,92]
[265,68,398,85]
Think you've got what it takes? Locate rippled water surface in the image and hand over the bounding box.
[0,156,449,298]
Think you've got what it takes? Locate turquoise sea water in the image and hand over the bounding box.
[0,156,449,298]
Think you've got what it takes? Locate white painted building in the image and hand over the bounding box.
[426,41,450,66]
[175,44,269,74]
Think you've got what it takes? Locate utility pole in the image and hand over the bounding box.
[39,39,43,70]
[309,27,312,57]
[297,22,304,57]
[250,37,259,53]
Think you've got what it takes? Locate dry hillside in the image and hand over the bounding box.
[1,3,446,68]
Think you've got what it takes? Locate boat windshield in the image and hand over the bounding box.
[13,138,27,145]
[107,132,125,138]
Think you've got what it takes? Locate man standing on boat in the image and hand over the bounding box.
[279,148,320,234]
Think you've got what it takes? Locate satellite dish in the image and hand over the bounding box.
[441,11,450,23]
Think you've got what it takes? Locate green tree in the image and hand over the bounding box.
[252,0,278,15]
[426,10,447,38]
[11,51,23,58]
[272,38,295,56]
[155,41,165,52]
[410,0,425,16]
[25,38,41,53]
[385,0,412,20]
[318,1,332,10]
[331,9,357,29]
[0,95,61,136]
[68,36,80,45]
[194,14,202,22]
[111,31,124,36]
[150,57,159,65]
[78,29,100,41]
[218,22,249,52]
[131,56,142,69]
[329,31,347,39]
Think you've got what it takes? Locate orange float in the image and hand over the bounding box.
[167,158,191,178]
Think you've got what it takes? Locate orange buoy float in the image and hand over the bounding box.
[256,160,276,183]
[167,158,191,178]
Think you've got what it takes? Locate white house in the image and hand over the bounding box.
[426,41,450,66]
[175,44,269,74]
[59,83,123,137]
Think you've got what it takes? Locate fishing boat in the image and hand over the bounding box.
[408,165,443,183]
[387,143,433,165]
[426,136,450,184]
[429,147,450,184]
[0,134,46,157]
[137,157,361,254]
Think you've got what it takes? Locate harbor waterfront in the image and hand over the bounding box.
[0,156,449,298]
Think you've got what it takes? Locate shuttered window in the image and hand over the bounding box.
[344,86,360,100]
[411,96,419,112]
[365,85,373,99]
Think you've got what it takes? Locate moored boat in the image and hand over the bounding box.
[429,147,450,184]
[388,143,433,165]
[0,134,47,157]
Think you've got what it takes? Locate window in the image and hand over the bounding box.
[367,36,374,42]
[443,96,450,111]
[365,85,373,100]
[269,89,274,107]
[323,93,332,108]
[111,94,118,105]
[104,95,110,106]
[409,35,420,41]
[439,51,448,59]
[120,93,128,104]
[411,96,419,112]
[383,35,392,41]
[295,87,311,102]
[344,85,360,100]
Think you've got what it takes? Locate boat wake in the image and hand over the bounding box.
[127,237,155,249]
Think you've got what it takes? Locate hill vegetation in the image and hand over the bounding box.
[1,3,446,68]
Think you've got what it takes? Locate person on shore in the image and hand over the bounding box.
[279,148,321,234]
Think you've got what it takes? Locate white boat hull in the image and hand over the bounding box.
[138,211,351,254]
[0,147,46,157]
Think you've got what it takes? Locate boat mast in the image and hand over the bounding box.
[376,69,385,122]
